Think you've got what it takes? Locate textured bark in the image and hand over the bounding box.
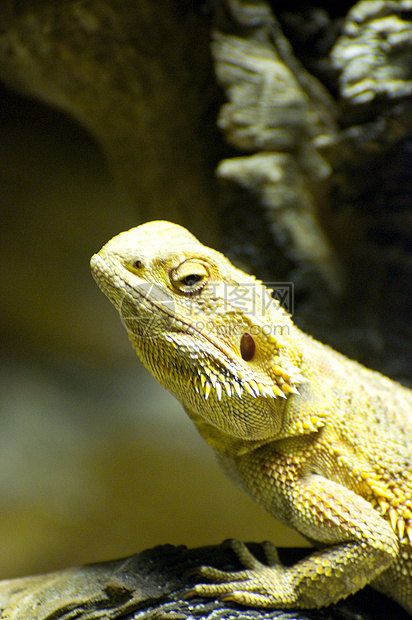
[0,544,405,620]
[211,1,412,378]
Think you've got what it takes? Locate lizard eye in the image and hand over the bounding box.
[171,259,209,293]
[181,274,202,286]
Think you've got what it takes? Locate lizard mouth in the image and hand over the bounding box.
[90,253,125,307]
[90,252,283,402]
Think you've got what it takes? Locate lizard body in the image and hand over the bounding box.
[91,221,412,614]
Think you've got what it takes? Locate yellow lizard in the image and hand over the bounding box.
[90,220,412,614]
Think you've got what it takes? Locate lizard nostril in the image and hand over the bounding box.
[240,333,255,361]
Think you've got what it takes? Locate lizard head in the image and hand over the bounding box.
[91,221,303,446]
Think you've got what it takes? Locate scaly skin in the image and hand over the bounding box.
[91,221,412,614]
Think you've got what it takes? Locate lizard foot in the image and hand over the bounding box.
[185,539,290,607]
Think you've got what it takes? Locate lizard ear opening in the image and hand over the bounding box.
[240,333,255,361]
[170,259,209,294]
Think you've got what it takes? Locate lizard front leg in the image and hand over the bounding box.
[188,476,398,608]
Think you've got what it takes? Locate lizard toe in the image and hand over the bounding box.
[194,565,251,582]
[220,590,281,607]
[261,541,281,566]
[227,539,283,572]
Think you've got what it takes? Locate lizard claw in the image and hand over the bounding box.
[183,540,286,607]
[220,591,281,607]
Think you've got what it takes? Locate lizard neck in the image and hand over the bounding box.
[184,406,272,457]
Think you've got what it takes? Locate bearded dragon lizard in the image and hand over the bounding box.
[90,220,412,614]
